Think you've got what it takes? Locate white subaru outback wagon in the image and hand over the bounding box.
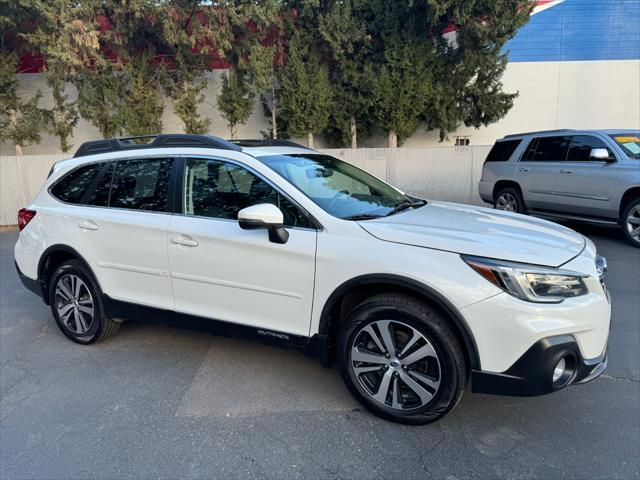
[15,134,611,424]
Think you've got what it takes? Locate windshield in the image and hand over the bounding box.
[258,154,418,219]
[609,132,640,159]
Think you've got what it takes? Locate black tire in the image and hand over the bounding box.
[494,186,526,214]
[49,259,119,344]
[337,294,467,425]
[621,197,640,248]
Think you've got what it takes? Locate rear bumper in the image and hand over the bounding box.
[15,261,45,300]
[478,180,493,204]
[471,335,607,396]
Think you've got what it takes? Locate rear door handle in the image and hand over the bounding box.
[78,220,98,231]
[170,235,198,247]
[560,169,574,174]
[518,167,530,172]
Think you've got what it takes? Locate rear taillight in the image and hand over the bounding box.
[18,209,36,231]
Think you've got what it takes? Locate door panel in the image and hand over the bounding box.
[168,216,316,336]
[168,157,317,336]
[70,207,173,309]
[554,135,617,217]
[516,136,570,210]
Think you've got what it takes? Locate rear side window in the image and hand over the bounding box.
[522,136,570,162]
[567,135,613,161]
[86,163,115,207]
[109,158,172,212]
[50,163,104,204]
[485,140,522,162]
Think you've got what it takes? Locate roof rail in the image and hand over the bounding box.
[73,134,242,158]
[503,129,575,139]
[230,139,308,149]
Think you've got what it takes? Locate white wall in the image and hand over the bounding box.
[1,59,638,156]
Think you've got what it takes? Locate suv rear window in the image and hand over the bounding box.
[50,163,104,204]
[485,140,521,162]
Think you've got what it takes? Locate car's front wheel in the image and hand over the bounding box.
[49,259,119,344]
[338,294,467,425]
[622,197,640,248]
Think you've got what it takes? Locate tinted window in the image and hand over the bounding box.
[524,136,570,162]
[50,163,104,204]
[86,163,115,207]
[109,158,172,212]
[485,139,521,162]
[567,135,613,161]
[184,158,311,228]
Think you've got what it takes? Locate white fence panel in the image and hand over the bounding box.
[0,146,491,226]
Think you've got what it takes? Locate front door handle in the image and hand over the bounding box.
[78,220,98,231]
[560,169,574,174]
[518,167,530,172]
[170,235,198,247]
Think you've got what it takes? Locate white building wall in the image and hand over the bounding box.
[1,59,639,155]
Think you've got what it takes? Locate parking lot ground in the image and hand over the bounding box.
[1,226,638,480]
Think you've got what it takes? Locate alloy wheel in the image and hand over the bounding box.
[350,320,441,411]
[54,274,95,335]
[496,192,518,212]
[626,205,640,244]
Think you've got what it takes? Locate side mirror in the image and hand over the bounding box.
[238,203,289,244]
[590,148,615,162]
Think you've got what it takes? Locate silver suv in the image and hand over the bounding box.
[479,129,640,247]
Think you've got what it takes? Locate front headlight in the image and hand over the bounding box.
[462,255,588,303]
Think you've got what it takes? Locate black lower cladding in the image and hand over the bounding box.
[471,334,608,396]
[15,262,45,299]
[102,295,328,361]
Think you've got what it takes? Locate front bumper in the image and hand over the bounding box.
[471,334,607,396]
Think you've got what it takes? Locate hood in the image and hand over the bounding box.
[358,201,585,267]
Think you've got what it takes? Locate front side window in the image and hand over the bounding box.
[109,158,172,212]
[566,135,614,161]
[258,154,413,219]
[183,158,311,228]
[50,163,105,204]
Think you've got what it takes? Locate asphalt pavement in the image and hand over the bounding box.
[1,224,638,480]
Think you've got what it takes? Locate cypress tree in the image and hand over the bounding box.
[277,31,332,148]
[217,68,255,140]
[0,4,48,155]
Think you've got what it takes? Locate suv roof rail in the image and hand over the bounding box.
[502,129,575,139]
[230,139,309,149]
[73,134,243,158]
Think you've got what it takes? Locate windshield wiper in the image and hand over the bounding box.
[342,213,383,221]
[386,199,427,217]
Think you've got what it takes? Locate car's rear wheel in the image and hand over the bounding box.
[49,260,119,343]
[338,294,467,425]
[622,197,640,248]
[494,187,525,214]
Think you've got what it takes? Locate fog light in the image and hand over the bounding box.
[553,358,566,383]
[552,355,576,388]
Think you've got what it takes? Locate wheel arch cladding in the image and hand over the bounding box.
[38,245,102,305]
[493,180,522,201]
[619,187,640,219]
[318,274,481,370]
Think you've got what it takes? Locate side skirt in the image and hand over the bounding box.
[103,295,329,364]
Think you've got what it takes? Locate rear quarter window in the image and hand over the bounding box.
[50,163,105,204]
[485,140,522,163]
